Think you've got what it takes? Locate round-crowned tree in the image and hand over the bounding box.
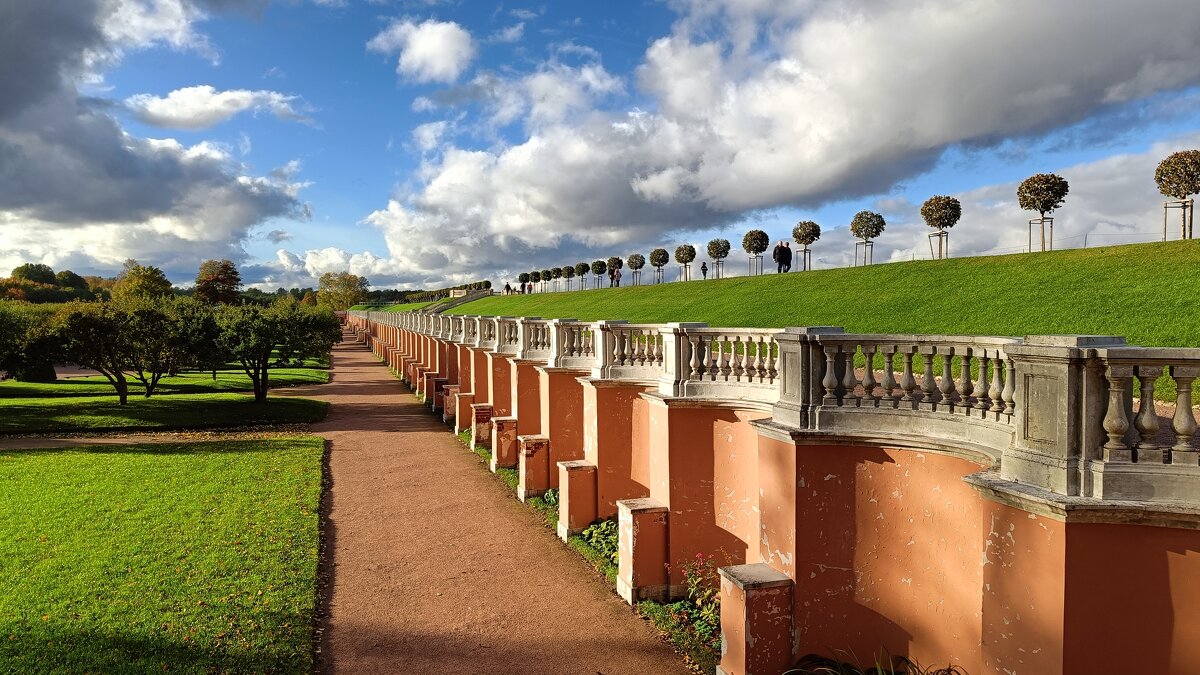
[561,264,576,290]
[675,244,696,281]
[1017,173,1068,251]
[530,270,542,283]
[574,261,590,280]
[649,248,669,283]
[541,269,552,290]
[591,260,607,288]
[920,196,961,259]
[626,253,646,286]
[742,229,769,256]
[792,221,820,271]
[518,272,530,284]
[606,256,623,273]
[707,238,730,278]
[1155,150,1200,239]
[850,211,886,241]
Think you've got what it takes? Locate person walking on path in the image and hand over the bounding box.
[782,242,793,273]
[773,240,785,273]
[701,261,708,279]
[613,267,622,287]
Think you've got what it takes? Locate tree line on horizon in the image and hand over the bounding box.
[507,153,1200,291]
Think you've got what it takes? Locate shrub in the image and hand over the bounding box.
[581,518,619,565]
[680,552,721,651]
[742,229,769,255]
[850,210,886,241]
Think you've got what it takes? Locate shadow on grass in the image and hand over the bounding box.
[0,438,313,457]
[0,396,328,435]
[0,618,312,674]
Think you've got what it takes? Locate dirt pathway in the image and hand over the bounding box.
[296,335,690,674]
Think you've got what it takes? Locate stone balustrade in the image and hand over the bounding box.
[347,310,1200,507]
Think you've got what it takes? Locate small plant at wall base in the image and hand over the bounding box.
[680,552,721,651]
[580,518,619,565]
[784,652,968,675]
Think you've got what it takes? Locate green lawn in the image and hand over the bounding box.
[0,394,328,434]
[0,437,323,673]
[0,368,330,399]
[445,240,1200,347]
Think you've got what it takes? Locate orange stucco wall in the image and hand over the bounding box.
[581,381,654,518]
[538,369,586,489]
[511,360,542,437]
[488,353,512,416]
[469,348,490,403]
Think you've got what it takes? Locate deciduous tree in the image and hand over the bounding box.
[10,263,56,285]
[217,300,341,403]
[850,211,886,241]
[56,301,138,404]
[194,259,243,305]
[1017,173,1069,251]
[1155,150,1200,238]
[316,272,370,310]
[112,259,173,302]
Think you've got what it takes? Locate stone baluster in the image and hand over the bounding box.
[1169,366,1199,465]
[822,345,839,406]
[938,350,956,409]
[613,329,626,366]
[765,338,778,382]
[737,337,749,380]
[689,336,703,378]
[717,336,729,379]
[899,348,917,406]
[1002,357,1016,415]
[702,338,715,380]
[753,338,766,382]
[861,344,877,404]
[918,347,937,407]
[880,345,897,407]
[1132,366,1164,463]
[1102,365,1133,462]
[971,352,990,412]
[987,353,1004,414]
[957,348,974,411]
[838,345,857,406]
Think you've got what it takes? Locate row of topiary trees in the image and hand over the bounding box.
[510,155,1200,290]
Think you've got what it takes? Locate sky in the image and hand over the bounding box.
[2,0,1200,290]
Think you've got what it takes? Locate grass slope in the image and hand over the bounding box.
[0,368,330,399]
[448,241,1200,347]
[0,394,328,434]
[0,437,323,673]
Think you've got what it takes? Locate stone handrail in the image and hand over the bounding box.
[674,326,782,403]
[517,318,553,361]
[547,320,594,370]
[593,322,667,382]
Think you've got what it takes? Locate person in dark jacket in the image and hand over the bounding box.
[773,241,785,273]
[701,261,708,279]
[782,242,793,273]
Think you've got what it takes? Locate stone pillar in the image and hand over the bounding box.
[442,385,459,425]
[580,378,654,519]
[454,391,475,436]
[470,403,493,450]
[771,326,846,430]
[491,416,519,470]
[616,497,670,604]
[557,460,597,541]
[517,435,551,501]
[430,377,448,413]
[1002,335,1127,497]
[487,352,513,416]
[469,347,491,405]
[510,359,543,437]
[717,564,794,675]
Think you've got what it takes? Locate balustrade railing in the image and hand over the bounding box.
[1093,348,1200,467]
[595,323,667,381]
[548,321,594,370]
[518,319,552,360]
[675,327,781,403]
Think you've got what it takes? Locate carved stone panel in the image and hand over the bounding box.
[1023,373,1060,446]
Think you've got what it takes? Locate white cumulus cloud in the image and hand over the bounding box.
[125,85,313,129]
[368,18,475,84]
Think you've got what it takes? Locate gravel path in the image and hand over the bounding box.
[300,334,689,674]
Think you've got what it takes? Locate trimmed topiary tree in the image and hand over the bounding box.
[1155,150,1200,239]
[541,269,553,291]
[574,262,590,290]
[561,264,575,290]
[551,266,563,291]
[742,229,769,275]
[649,248,669,284]
[590,260,607,289]
[627,253,646,286]
[850,211,886,266]
[792,221,820,271]
[674,244,696,281]
[920,196,961,259]
[1017,173,1069,252]
[707,238,730,279]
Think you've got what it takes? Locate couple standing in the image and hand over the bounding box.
[772,241,793,273]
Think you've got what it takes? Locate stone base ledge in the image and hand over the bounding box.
[967,470,1200,530]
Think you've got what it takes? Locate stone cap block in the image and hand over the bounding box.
[517,434,549,443]
[1024,335,1127,347]
[782,326,845,336]
[491,415,518,423]
[470,403,493,410]
[558,460,596,472]
[719,563,792,590]
[617,497,668,514]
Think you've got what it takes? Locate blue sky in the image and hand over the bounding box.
[3,0,1200,288]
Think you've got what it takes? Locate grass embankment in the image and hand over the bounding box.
[0,368,329,398]
[447,241,1200,347]
[348,301,430,312]
[0,437,324,673]
[0,394,328,434]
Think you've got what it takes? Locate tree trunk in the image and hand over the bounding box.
[116,375,128,406]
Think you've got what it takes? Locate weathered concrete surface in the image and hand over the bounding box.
[298,337,688,675]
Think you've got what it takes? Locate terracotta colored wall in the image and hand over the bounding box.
[488,353,512,416]
[470,349,490,403]
[581,381,653,518]
[539,369,586,490]
[512,360,542,436]
[643,399,767,584]
[1063,522,1200,675]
